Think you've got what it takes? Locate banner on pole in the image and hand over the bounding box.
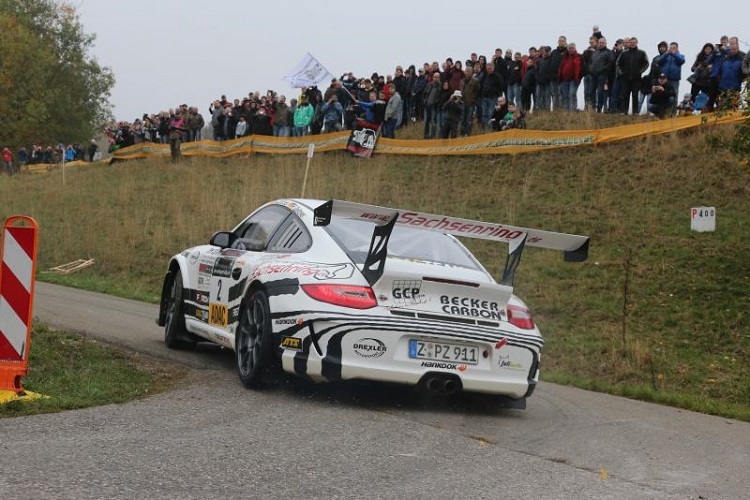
[283,53,334,88]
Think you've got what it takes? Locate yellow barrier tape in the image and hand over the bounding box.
[104,111,741,161]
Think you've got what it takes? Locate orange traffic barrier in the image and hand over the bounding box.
[0,216,39,394]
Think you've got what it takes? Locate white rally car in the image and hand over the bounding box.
[157,199,588,407]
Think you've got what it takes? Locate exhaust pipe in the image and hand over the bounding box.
[421,373,462,396]
[442,378,459,396]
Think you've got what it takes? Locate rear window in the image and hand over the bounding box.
[326,217,481,270]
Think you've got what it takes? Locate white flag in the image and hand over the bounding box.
[282,53,334,88]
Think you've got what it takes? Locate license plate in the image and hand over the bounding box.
[409,339,479,365]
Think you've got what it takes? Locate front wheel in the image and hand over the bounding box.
[235,290,274,389]
[164,271,195,349]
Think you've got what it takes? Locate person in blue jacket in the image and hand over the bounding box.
[657,42,685,97]
[709,41,745,108]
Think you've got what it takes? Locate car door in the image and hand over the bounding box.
[207,205,292,334]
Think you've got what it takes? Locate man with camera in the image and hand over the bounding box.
[648,73,676,118]
[442,90,464,139]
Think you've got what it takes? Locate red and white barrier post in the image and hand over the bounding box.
[0,216,39,394]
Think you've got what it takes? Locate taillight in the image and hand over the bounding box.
[301,284,377,309]
[507,305,535,329]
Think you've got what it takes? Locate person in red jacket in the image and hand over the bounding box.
[2,146,13,175]
[558,43,583,111]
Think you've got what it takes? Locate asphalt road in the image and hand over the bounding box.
[0,281,747,499]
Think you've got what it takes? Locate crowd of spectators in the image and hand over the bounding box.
[3,27,748,170]
[101,26,747,148]
[1,142,99,175]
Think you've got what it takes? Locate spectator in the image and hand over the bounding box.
[186,107,205,142]
[558,43,583,111]
[488,96,509,130]
[422,73,441,139]
[521,56,537,113]
[617,37,649,114]
[479,61,505,127]
[582,37,598,110]
[608,38,626,112]
[710,41,745,109]
[272,95,290,137]
[64,144,76,162]
[592,24,604,40]
[410,67,428,123]
[657,42,686,98]
[549,36,568,109]
[253,109,272,136]
[436,80,452,134]
[676,93,694,116]
[2,146,13,175]
[17,146,27,170]
[293,95,314,136]
[383,84,402,138]
[507,52,523,110]
[690,43,718,102]
[235,116,248,137]
[590,37,614,113]
[536,47,556,112]
[442,90,464,139]
[648,73,676,118]
[320,95,344,133]
[168,113,186,162]
[392,66,408,124]
[87,140,98,161]
[743,50,750,77]
[460,66,480,136]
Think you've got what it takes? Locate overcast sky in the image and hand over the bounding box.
[74,0,750,122]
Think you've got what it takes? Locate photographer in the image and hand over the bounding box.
[320,95,344,133]
[442,90,464,139]
[648,73,676,118]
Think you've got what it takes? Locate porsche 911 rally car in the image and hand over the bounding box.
[157,199,589,407]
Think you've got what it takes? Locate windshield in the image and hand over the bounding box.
[326,217,482,270]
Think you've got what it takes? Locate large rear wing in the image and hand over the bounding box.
[313,200,589,286]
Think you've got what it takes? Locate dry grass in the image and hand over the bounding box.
[2,112,748,419]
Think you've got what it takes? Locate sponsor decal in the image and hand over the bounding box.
[352,338,387,358]
[196,292,209,305]
[212,257,235,278]
[274,318,302,325]
[420,361,458,370]
[360,212,391,223]
[457,365,467,372]
[209,303,228,327]
[497,354,524,371]
[251,262,355,281]
[495,338,508,350]
[280,336,302,351]
[398,212,525,240]
[222,249,245,258]
[198,261,213,276]
[440,295,502,321]
[392,280,424,305]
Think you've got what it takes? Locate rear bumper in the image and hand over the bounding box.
[277,316,541,398]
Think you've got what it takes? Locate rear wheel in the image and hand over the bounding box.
[164,272,195,349]
[235,290,274,389]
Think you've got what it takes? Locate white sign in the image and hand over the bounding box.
[691,206,716,232]
[307,143,315,158]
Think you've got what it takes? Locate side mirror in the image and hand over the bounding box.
[209,231,236,248]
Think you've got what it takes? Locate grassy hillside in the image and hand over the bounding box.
[2,115,748,420]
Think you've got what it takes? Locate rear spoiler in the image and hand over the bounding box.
[314,200,589,286]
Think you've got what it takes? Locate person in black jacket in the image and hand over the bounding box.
[479,61,506,128]
[648,73,676,118]
[616,37,650,114]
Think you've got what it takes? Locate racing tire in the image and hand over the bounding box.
[164,271,196,349]
[235,290,274,389]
